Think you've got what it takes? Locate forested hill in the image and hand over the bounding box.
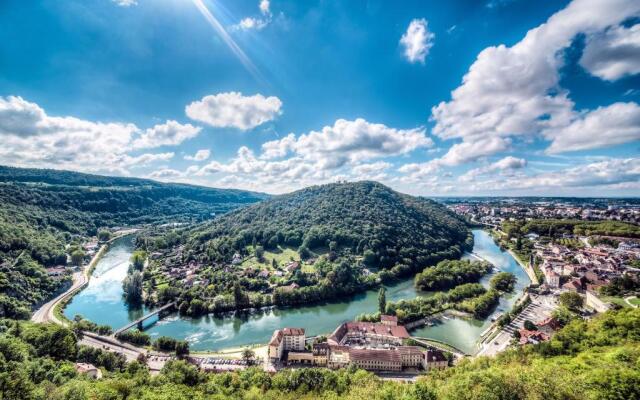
[184,181,471,275]
[0,165,267,230]
[0,165,266,318]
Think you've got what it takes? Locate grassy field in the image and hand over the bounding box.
[601,295,631,308]
[628,297,640,306]
[241,245,301,270]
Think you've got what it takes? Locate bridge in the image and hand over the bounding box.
[113,302,176,336]
[410,336,468,358]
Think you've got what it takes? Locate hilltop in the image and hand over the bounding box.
[141,181,472,313]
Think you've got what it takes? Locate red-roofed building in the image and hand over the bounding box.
[327,321,409,347]
[268,327,306,361]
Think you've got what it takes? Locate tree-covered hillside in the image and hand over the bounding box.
[184,181,471,273]
[0,165,266,318]
[140,181,471,315]
[1,307,638,399]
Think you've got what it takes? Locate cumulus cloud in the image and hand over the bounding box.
[502,158,640,189]
[232,0,273,31]
[112,0,137,7]
[0,95,180,175]
[400,18,435,64]
[184,149,211,161]
[440,137,511,166]
[132,120,201,149]
[148,168,184,180]
[459,156,527,182]
[545,102,640,153]
[580,23,640,81]
[430,0,640,163]
[186,92,282,130]
[260,118,432,169]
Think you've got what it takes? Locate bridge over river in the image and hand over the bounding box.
[113,302,176,335]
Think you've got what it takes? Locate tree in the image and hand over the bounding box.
[71,250,85,267]
[490,272,517,292]
[130,251,146,272]
[378,287,387,314]
[123,271,143,304]
[175,340,189,358]
[255,245,265,261]
[233,282,248,308]
[559,292,584,312]
[241,348,255,364]
[523,320,537,331]
[97,230,111,242]
[363,250,376,267]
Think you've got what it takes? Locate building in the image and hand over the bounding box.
[268,327,306,362]
[327,321,409,347]
[544,266,560,288]
[348,348,402,372]
[380,314,398,326]
[74,363,102,379]
[312,342,330,366]
[286,351,314,365]
[424,349,448,371]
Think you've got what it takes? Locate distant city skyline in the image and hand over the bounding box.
[0,0,639,196]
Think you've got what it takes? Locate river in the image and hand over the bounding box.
[64,230,530,354]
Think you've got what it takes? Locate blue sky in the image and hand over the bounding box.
[0,0,639,196]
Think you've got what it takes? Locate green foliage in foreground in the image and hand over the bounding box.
[2,307,640,399]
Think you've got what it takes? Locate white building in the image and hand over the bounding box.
[268,327,306,361]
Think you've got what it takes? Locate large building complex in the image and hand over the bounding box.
[270,317,450,374]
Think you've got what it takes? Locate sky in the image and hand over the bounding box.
[0,0,639,196]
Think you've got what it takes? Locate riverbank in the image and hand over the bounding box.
[507,249,539,285]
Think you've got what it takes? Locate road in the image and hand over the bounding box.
[31,268,89,325]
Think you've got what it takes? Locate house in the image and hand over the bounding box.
[544,267,560,288]
[231,253,243,265]
[562,279,583,293]
[518,329,549,345]
[286,261,300,272]
[74,363,102,379]
[312,342,330,366]
[535,317,561,336]
[268,327,306,362]
[424,349,448,371]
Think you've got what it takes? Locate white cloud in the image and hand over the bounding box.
[112,0,137,7]
[184,149,211,162]
[259,0,270,15]
[459,156,527,182]
[122,152,174,168]
[400,18,435,64]
[440,137,511,166]
[148,168,184,180]
[232,0,273,31]
[430,0,640,163]
[186,92,282,130]
[0,96,180,175]
[580,23,640,81]
[545,102,640,153]
[260,118,432,169]
[500,158,640,189]
[132,120,201,149]
[236,17,269,31]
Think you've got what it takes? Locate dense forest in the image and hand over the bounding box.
[0,166,265,318]
[414,260,492,291]
[140,181,472,314]
[1,307,638,399]
[157,181,471,272]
